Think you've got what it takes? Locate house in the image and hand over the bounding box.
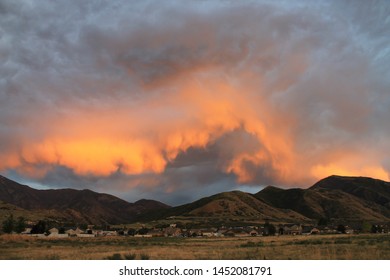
[212,230,221,237]
[76,233,95,238]
[48,228,59,235]
[94,230,105,237]
[103,231,118,236]
[283,224,302,235]
[215,229,228,237]
[345,226,354,234]
[48,233,69,238]
[164,227,182,237]
[247,229,259,236]
[310,227,320,235]
[318,226,337,234]
[183,229,203,237]
[31,234,46,238]
[302,226,320,235]
[200,228,217,237]
[223,228,251,237]
[222,229,235,237]
[134,234,153,238]
[47,227,69,238]
[148,229,165,237]
[65,227,84,237]
[21,228,32,234]
[381,224,390,233]
[65,229,76,236]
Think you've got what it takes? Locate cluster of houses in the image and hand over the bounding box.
[17,222,387,238]
[141,224,342,238]
[21,227,119,238]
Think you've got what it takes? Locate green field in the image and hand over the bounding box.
[0,234,389,260]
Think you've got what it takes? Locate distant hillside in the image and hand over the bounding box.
[140,175,390,224]
[0,175,170,225]
[1,174,390,226]
[139,190,309,224]
[255,175,390,222]
[0,200,69,225]
[311,175,390,207]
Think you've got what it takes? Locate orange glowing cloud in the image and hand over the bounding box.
[3,67,388,189]
[1,74,302,186]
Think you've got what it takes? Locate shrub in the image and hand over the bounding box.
[2,215,15,233]
[240,241,264,248]
[140,253,150,260]
[334,238,352,244]
[15,217,26,233]
[105,253,122,260]
[309,239,323,245]
[31,220,47,234]
[336,225,346,234]
[124,253,137,260]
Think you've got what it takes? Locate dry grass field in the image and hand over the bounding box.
[0,234,389,260]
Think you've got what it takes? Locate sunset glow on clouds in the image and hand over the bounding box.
[1,0,389,204]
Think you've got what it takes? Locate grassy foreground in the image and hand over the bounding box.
[0,234,389,260]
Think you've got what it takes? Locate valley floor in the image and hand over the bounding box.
[0,233,389,260]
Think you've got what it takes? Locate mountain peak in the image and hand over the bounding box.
[261,185,281,191]
[311,175,389,190]
[134,199,171,208]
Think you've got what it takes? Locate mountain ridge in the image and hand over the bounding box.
[0,175,170,225]
[146,175,390,224]
[1,174,390,226]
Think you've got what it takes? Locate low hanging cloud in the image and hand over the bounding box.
[1,0,389,204]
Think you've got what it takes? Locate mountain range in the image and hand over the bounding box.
[0,175,169,225]
[1,174,390,226]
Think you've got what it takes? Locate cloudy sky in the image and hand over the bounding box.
[0,0,389,205]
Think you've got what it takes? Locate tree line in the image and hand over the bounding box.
[1,215,26,234]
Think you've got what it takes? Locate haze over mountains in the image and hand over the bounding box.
[1,174,390,226]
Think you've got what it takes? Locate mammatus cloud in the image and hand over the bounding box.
[0,0,389,204]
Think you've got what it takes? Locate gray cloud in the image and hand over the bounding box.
[1,0,389,204]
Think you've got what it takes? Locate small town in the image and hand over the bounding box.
[4,218,389,239]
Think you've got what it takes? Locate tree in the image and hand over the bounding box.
[31,220,47,234]
[79,224,88,230]
[264,221,276,236]
[137,228,149,235]
[14,217,26,233]
[127,228,136,236]
[268,223,276,236]
[337,224,346,234]
[360,221,371,233]
[2,215,15,233]
[371,225,382,234]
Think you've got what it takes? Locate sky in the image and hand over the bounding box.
[0,0,389,206]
